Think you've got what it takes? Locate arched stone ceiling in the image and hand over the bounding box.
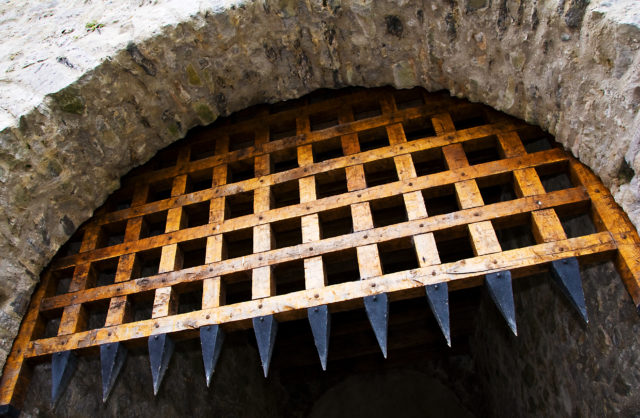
[0,0,638,370]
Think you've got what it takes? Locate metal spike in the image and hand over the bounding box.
[486,271,518,336]
[307,305,330,370]
[253,315,278,377]
[425,282,451,346]
[100,342,127,403]
[200,325,225,387]
[51,350,77,407]
[364,293,389,358]
[550,257,589,323]
[148,334,174,395]
[0,404,20,418]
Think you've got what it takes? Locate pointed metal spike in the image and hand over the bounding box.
[425,282,451,346]
[51,350,77,407]
[100,342,127,403]
[200,325,225,387]
[307,305,330,371]
[550,258,588,323]
[364,293,389,358]
[148,334,175,395]
[486,271,518,336]
[253,315,278,377]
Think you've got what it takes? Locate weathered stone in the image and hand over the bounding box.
[0,0,638,414]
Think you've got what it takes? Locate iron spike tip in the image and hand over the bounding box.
[200,325,224,389]
[148,334,175,397]
[253,315,278,379]
[51,350,78,408]
[364,293,389,358]
[425,283,451,347]
[100,342,127,404]
[485,271,518,336]
[550,258,588,324]
[307,305,330,371]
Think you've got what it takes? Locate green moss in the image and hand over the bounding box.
[194,103,215,124]
[186,64,202,85]
[51,89,85,115]
[85,21,105,32]
[168,124,180,137]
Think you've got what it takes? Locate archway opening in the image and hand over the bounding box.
[5,87,640,417]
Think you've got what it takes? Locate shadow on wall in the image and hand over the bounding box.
[308,370,474,418]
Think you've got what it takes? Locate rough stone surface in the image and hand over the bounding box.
[20,330,482,417]
[473,261,640,417]
[0,0,639,396]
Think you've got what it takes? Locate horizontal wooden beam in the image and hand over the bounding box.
[26,233,615,358]
[41,187,589,311]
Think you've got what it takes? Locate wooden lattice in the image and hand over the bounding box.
[2,87,640,412]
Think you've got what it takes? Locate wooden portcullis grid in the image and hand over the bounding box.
[2,87,640,412]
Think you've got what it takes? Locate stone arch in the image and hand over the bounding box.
[0,0,639,375]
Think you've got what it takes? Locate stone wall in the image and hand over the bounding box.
[0,0,639,382]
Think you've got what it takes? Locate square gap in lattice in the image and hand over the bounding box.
[96,220,127,249]
[433,227,475,263]
[315,168,348,199]
[272,218,302,249]
[412,148,446,177]
[227,158,255,184]
[450,106,488,131]
[137,248,162,278]
[269,118,297,141]
[310,109,339,131]
[141,210,168,239]
[358,127,390,152]
[370,195,408,228]
[228,131,255,152]
[179,238,208,269]
[403,116,436,141]
[92,257,118,288]
[85,300,110,330]
[58,230,84,257]
[39,311,63,339]
[222,271,252,305]
[222,228,253,260]
[319,206,353,239]
[147,179,173,203]
[130,291,156,322]
[352,98,382,120]
[536,163,574,193]
[463,135,501,166]
[364,158,399,187]
[187,169,214,192]
[517,127,554,154]
[558,210,598,239]
[422,185,460,217]
[273,259,306,295]
[225,191,254,219]
[183,201,210,229]
[323,248,360,285]
[153,147,180,170]
[272,179,300,208]
[189,138,217,161]
[378,237,420,275]
[492,216,536,251]
[107,189,134,212]
[394,88,425,110]
[176,282,204,314]
[313,137,344,163]
[477,174,517,205]
[271,147,299,173]
[50,267,74,296]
